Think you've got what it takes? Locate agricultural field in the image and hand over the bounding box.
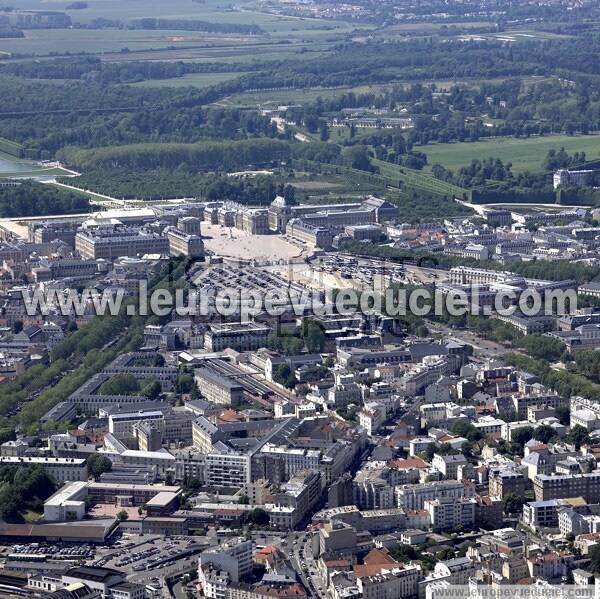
[6,0,270,24]
[0,29,263,57]
[369,22,572,42]
[0,0,373,58]
[398,75,555,92]
[423,135,600,173]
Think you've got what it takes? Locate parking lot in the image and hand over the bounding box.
[4,542,95,562]
[95,535,182,569]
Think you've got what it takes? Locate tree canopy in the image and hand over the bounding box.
[87,454,112,480]
[0,181,90,218]
[98,373,140,396]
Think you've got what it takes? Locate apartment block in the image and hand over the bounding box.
[194,366,245,407]
[204,322,271,352]
[534,472,600,502]
[0,456,87,483]
[396,480,475,510]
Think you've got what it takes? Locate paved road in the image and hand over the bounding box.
[128,555,198,597]
[287,532,326,599]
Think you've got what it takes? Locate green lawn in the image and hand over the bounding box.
[49,182,118,203]
[0,152,74,179]
[423,135,600,173]
[0,168,73,179]
[224,83,393,107]
[130,71,250,89]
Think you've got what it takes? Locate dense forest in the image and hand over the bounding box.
[6,36,600,157]
[0,76,280,156]
[57,138,291,171]
[0,182,91,217]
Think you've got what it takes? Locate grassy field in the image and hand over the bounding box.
[0,168,73,179]
[130,71,250,89]
[50,182,120,204]
[0,152,73,179]
[95,45,327,66]
[287,172,384,200]
[423,135,600,173]
[223,84,393,107]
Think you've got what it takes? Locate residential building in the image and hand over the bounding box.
[396,480,475,510]
[534,471,600,502]
[194,366,245,407]
[0,456,87,483]
[424,497,476,531]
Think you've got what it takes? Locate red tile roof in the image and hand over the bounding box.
[363,548,398,566]
[389,457,429,470]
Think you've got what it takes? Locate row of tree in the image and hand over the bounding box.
[0,56,254,84]
[57,138,291,172]
[98,373,162,400]
[130,18,263,35]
